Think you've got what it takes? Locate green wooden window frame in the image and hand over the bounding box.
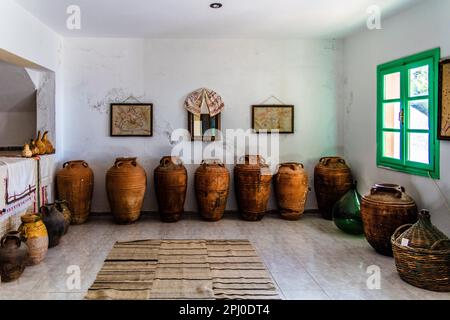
[377,48,440,179]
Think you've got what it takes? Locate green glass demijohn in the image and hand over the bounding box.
[332,182,363,235]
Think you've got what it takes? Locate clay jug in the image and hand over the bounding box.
[19,214,48,265]
[55,200,72,234]
[0,231,28,282]
[40,204,66,248]
[154,156,188,222]
[56,160,94,225]
[106,157,147,224]
[234,155,272,221]
[195,159,230,221]
[274,162,309,220]
[314,156,353,220]
[361,184,418,256]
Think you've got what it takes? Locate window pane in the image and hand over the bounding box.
[409,65,429,97]
[408,133,429,164]
[383,131,401,159]
[384,72,400,100]
[383,102,401,129]
[409,100,429,130]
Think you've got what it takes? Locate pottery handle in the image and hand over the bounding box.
[161,157,171,167]
[320,157,331,166]
[63,161,70,168]
[392,224,412,241]
[338,158,346,165]
[1,233,21,248]
[371,184,403,198]
[430,239,450,251]
[289,162,303,170]
[82,161,89,168]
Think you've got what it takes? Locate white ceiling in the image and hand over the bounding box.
[15,0,419,38]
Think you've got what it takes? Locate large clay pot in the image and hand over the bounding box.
[56,160,94,225]
[274,162,309,220]
[0,231,28,282]
[19,214,48,265]
[40,204,66,248]
[314,156,353,220]
[106,157,147,224]
[361,183,418,256]
[234,155,272,221]
[195,159,230,221]
[55,200,71,235]
[154,156,187,222]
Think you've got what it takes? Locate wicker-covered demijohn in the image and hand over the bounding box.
[391,209,450,292]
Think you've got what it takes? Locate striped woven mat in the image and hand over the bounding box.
[85,239,280,300]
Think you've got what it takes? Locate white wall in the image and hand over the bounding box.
[0,112,36,147]
[63,38,345,212]
[0,0,63,159]
[343,0,450,234]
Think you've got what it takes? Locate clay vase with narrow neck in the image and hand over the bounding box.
[19,214,48,265]
[154,156,187,222]
[234,155,272,221]
[195,159,230,221]
[314,156,353,220]
[56,160,94,225]
[0,231,29,282]
[106,157,147,224]
[40,204,66,248]
[274,162,309,220]
[55,200,72,235]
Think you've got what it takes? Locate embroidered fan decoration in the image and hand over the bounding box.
[184,88,224,116]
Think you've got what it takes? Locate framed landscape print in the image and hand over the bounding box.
[110,103,153,137]
[439,59,450,140]
[252,105,294,133]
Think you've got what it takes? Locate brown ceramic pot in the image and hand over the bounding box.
[275,162,309,220]
[234,155,272,221]
[195,159,230,221]
[314,156,353,220]
[106,157,147,224]
[40,204,66,248]
[154,156,187,222]
[19,214,48,265]
[55,200,71,235]
[361,183,418,256]
[56,160,94,225]
[0,231,28,282]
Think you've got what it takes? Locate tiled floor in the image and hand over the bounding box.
[0,213,449,300]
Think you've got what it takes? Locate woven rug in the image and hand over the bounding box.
[85,239,280,300]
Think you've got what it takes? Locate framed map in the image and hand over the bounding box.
[252,105,294,134]
[439,59,450,140]
[110,103,153,136]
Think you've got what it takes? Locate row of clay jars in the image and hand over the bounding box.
[66,156,312,224]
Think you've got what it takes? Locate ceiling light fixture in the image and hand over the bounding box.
[210,3,223,9]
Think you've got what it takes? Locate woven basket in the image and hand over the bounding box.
[391,215,450,292]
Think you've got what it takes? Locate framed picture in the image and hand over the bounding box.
[110,103,153,137]
[187,112,221,141]
[252,105,294,134]
[438,59,450,140]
